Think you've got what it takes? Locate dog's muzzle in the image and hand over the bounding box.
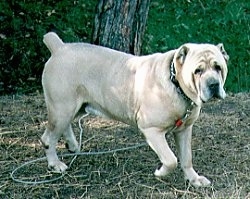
[201,77,226,102]
[207,78,220,98]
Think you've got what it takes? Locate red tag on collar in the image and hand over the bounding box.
[175,119,183,127]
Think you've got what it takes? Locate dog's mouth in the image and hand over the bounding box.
[200,86,226,104]
[199,77,226,104]
[200,96,219,104]
[200,97,206,103]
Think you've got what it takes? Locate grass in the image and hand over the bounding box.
[0,92,249,198]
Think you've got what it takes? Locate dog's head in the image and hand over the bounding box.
[173,43,229,106]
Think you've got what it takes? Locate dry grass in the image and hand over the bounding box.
[0,92,249,198]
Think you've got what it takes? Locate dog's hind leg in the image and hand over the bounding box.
[63,124,79,153]
[41,100,79,172]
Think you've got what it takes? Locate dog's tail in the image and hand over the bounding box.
[43,32,64,54]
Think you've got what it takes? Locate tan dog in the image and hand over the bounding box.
[41,32,228,187]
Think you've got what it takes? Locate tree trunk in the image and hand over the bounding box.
[92,0,150,55]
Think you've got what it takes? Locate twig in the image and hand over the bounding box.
[171,186,198,196]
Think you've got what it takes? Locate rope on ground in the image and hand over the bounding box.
[10,114,147,185]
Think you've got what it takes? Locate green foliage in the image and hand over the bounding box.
[0,0,97,94]
[0,0,249,93]
[144,0,249,92]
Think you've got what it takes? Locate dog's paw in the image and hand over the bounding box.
[189,176,211,187]
[154,164,171,177]
[48,160,68,173]
[65,142,79,153]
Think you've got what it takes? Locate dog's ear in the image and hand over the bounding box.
[217,43,229,62]
[176,45,189,65]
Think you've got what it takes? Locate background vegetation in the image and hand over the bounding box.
[0,0,249,94]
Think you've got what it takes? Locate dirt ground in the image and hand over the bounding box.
[0,92,249,199]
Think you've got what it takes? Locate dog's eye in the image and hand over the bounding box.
[215,65,221,71]
[194,68,203,75]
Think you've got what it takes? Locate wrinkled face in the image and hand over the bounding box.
[174,43,228,105]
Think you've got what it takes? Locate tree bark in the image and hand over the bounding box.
[92,0,150,55]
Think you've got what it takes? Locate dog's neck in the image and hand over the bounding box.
[170,61,197,130]
[170,61,194,105]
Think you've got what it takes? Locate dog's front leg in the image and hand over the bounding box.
[142,127,177,177]
[174,126,211,187]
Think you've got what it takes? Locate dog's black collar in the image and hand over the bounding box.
[169,60,197,130]
[170,61,193,104]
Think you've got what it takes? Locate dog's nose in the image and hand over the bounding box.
[207,79,219,97]
[209,82,219,91]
